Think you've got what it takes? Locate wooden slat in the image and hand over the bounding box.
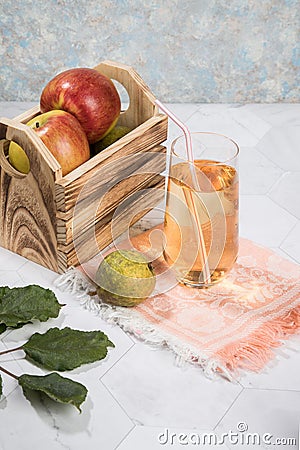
[56,114,167,194]
[57,250,68,274]
[57,179,165,271]
[56,171,164,244]
[56,144,166,223]
[12,119,167,201]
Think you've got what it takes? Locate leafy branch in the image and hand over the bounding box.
[0,284,114,412]
[0,345,24,356]
[0,365,19,380]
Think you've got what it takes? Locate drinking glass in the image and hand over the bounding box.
[163,132,239,288]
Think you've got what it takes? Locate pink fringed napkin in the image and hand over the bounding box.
[55,226,300,380]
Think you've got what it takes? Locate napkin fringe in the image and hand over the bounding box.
[217,306,300,372]
[54,267,300,379]
[54,266,92,297]
[54,268,234,381]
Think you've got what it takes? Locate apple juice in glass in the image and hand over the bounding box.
[163,132,239,288]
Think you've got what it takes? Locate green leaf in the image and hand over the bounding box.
[0,323,7,334]
[0,285,63,328]
[23,327,115,371]
[0,287,10,299]
[19,373,87,412]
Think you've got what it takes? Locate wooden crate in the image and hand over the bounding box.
[0,60,168,273]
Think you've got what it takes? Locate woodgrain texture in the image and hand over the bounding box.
[57,178,165,272]
[56,145,166,244]
[94,60,158,129]
[55,114,168,212]
[0,61,168,273]
[0,118,60,271]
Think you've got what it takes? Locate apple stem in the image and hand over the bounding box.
[35,122,39,128]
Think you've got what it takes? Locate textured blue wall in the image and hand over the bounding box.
[0,0,299,102]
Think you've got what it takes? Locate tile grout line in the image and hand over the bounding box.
[100,377,136,425]
[213,387,245,431]
[276,246,300,264]
[242,386,300,394]
[263,195,299,244]
[99,341,136,380]
[254,145,288,173]
[265,171,288,197]
[266,185,300,221]
[114,423,136,450]
[184,105,203,123]
[0,384,20,404]
[228,109,271,142]
[276,219,300,250]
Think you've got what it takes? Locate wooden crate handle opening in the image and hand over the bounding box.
[0,118,61,179]
[94,60,158,130]
[0,118,61,271]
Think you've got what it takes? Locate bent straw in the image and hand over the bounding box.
[155,100,211,285]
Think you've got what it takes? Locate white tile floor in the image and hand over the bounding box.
[0,103,299,450]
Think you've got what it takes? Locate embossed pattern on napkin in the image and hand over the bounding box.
[59,226,300,378]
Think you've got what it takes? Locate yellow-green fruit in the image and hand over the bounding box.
[95,250,155,307]
[92,126,131,155]
[8,141,30,174]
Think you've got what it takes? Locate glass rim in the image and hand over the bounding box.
[171,131,240,165]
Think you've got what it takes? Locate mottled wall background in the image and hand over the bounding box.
[0,0,299,102]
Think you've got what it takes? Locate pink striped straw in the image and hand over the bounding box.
[155,100,211,285]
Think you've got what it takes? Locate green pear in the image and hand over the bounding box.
[91,125,131,155]
[95,250,156,307]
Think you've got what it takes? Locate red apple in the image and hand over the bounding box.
[40,68,121,144]
[27,110,90,176]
